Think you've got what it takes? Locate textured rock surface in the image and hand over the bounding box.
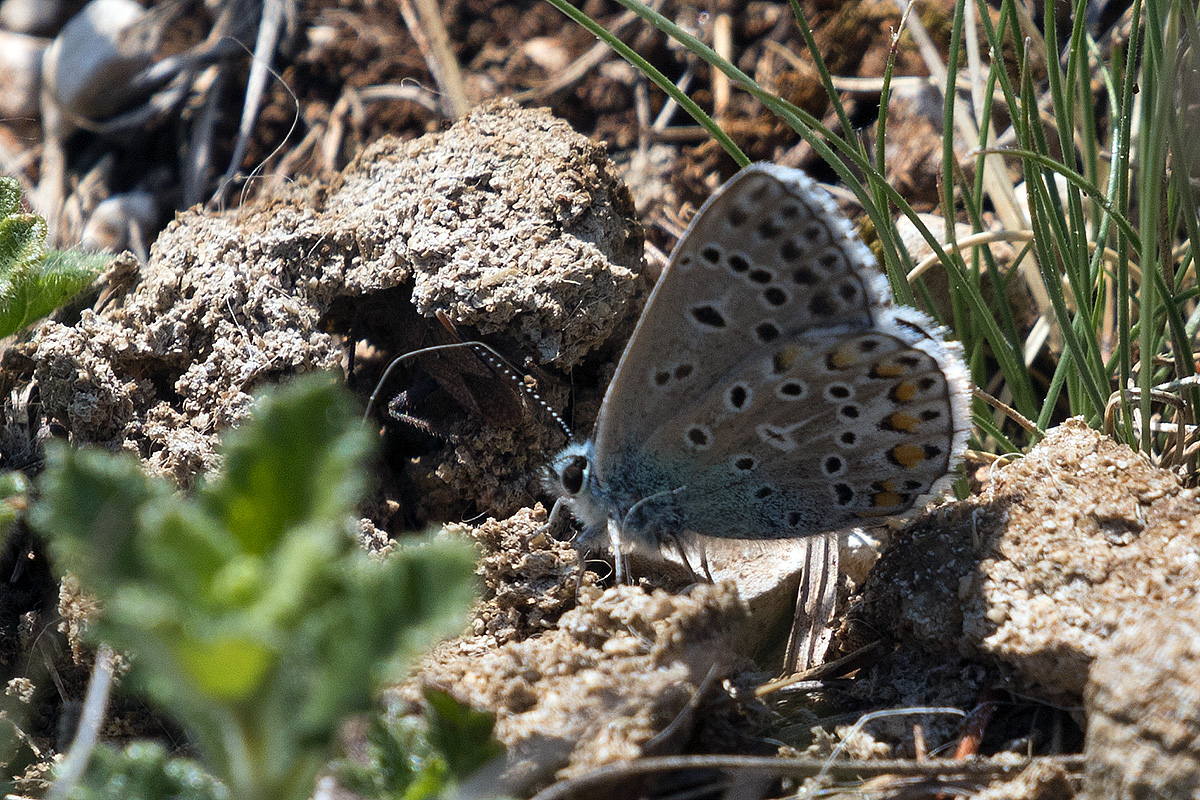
[848,418,1200,699]
[15,99,644,519]
[1082,601,1200,800]
[973,760,1077,800]
[411,510,752,793]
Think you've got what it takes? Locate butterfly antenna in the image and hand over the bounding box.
[465,341,573,438]
[364,341,573,439]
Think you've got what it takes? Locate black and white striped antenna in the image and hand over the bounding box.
[364,340,573,439]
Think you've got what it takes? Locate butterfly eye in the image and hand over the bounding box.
[560,455,588,495]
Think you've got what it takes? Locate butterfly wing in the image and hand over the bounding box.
[591,164,970,539]
[593,165,880,460]
[641,307,971,537]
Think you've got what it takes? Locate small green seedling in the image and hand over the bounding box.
[65,742,228,800]
[335,687,506,800]
[0,177,109,338]
[34,374,479,800]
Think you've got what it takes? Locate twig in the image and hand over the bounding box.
[651,64,694,131]
[814,707,967,789]
[413,0,469,116]
[398,0,470,117]
[528,754,1085,800]
[782,534,838,674]
[47,645,116,800]
[184,66,225,208]
[972,387,1040,436]
[213,0,290,206]
[357,82,443,112]
[757,640,884,697]
[712,12,732,121]
[513,6,657,102]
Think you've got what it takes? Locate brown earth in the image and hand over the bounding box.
[0,2,1166,799]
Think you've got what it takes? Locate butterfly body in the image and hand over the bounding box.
[550,164,971,570]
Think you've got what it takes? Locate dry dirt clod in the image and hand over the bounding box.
[17,100,644,524]
[466,505,591,645]
[412,508,753,795]
[971,759,1078,800]
[325,100,644,370]
[846,418,1200,702]
[1082,601,1200,800]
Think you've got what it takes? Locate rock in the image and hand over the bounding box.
[848,419,1200,700]
[1082,601,1200,799]
[0,31,45,118]
[80,189,159,254]
[21,100,644,521]
[42,0,155,124]
[0,0,72,35]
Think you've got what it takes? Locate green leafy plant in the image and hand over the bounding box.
[335,687,505,800]
[0,177,109,338]
[33,374,479,800]
[64,742,228,800]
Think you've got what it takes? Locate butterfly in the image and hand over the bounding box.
[547,163,972,580]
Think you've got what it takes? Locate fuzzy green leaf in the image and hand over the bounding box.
[200,374,372,556]
[0,471,28,551]
[0,214,46,276]
[0,177,19,219]
[174,634,276,701]
[32,444,169,594]
[423,687,504,778]
[0,176,109,337]
[65,741,228,800]
[333,691,504,800]
[35,375,478,800]
[0,244,109,337]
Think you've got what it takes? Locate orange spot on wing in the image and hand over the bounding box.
[872,491,903,507]
[826,345,858,369]
[773,345,802,373]
[872,361,906,378]
[891,443,926,468]
[884,412,921,433]
[891,380,918,403]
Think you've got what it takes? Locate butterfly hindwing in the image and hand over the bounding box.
[635,313,970,539]
[592,165,890,474]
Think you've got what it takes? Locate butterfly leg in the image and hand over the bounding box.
[608,520,631,584]
[664,532,711,584]
[541,497,574,542]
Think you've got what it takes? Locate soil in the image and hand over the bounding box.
[0,1,1174,799]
